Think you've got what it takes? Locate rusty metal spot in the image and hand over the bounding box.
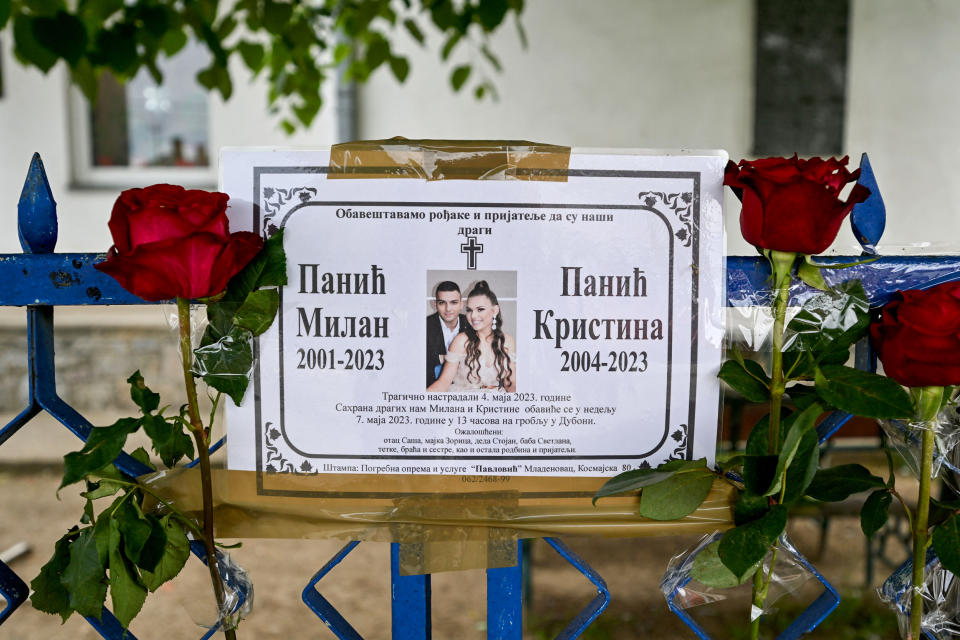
[49,270,76,288]
[86,287,102,301]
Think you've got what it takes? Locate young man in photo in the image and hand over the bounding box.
[426,281,466,387]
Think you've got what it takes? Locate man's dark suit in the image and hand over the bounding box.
[426,312,466,386]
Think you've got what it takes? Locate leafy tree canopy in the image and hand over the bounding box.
[1,0,525,133]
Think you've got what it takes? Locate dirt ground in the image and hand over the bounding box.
[0,461,910,640]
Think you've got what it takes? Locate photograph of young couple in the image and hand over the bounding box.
[426,276,517,392]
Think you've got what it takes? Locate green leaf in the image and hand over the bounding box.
[61,418,141,489]
[293,98,321,127]
[160,28,188,56]
[814,365,914,419]
[932,514,960,577]
[718,505,788,580]
[796,259,829,291]
[256,229,287,286]
[141,414,194,468]
[115,502,153,569]
[806,464,885,502]
[639,461,715,521]
[718,360,769,403]
[127,371,160,414]
[237,41,265,73]
[929,498,960,528]
[691,540,759,588]
[81,478,124,500]
[197,64,233,100]
[764,403,822,496]
[108,518,147,628]
[450,64,471,91]
[13,14,60,72]
[205,229,286,338]
[235,289,279,335]
[786,384,820,410]
[477,0,509,31]
[403,18,425,44]
[0,0,10,30]
[480,44,503,72]
[860,490,892,538]
[742,413,778,495]
[593,464,688,504]
[194,326,254,405]
[139,516,190,591]
[733,491,769,526]
[33,10,87,66]
[440,33,461,61]
[263,0,293,34]
[389,55,410,83]
[130,446,154,470]
[95,24,138,75]
[781,427,820,504]
[30,531,76,621]
[365,33,390,70]
[60,527,108,619]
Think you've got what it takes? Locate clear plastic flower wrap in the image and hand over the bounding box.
[184,541,254,632]
[879,401,960,490]
[879,549,960,640]
[661,532,815,619]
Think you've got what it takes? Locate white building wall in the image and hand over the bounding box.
[0,0,958,256]
[846,0,960,253]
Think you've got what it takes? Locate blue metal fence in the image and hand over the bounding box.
[1,152,958,638]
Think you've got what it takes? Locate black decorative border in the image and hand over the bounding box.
[249,167,704,497]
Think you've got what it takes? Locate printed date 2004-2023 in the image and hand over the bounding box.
[560,350,648,372]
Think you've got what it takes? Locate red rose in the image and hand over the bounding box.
[724,155,870,255]
[95,184,263,301]
[870,282,960,388]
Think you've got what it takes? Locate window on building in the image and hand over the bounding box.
[753,0,850,156]
[70,42,214,187]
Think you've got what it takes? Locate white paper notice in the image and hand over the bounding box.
[222,148,726,477]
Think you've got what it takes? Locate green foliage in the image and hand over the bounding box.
[860,489,892,538]
[814,365,914,419]
[198,229,286,405]
[763,403,821,497]
[691,540,758,588]
[5,0,526,132]
[718,505,787,581]
[805,464,885,502]
[932,514,960,577]
[594,459,716,522]
[637,460,715,521]
[30,530,76,621]
[718,359,769,403]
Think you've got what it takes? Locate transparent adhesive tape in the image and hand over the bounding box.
[143,469,735,574]
[327,137,571,181]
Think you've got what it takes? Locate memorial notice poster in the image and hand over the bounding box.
[222,147,726,492]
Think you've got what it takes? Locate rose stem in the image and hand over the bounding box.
[909,414,937,639]
[749,251,794,640]
[767,251,793,455]
[178,298,237,640]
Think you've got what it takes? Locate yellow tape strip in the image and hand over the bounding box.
[328,137,571,181]
[144,469,734,573]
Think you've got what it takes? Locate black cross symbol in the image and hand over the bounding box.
[460,235,484,270]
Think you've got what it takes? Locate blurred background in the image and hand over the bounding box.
[1,0,957,637]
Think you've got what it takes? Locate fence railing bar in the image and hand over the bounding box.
[486,543,523,640]
[391,543,431,640]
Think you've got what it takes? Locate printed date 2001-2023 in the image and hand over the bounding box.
[296,347,385,370]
